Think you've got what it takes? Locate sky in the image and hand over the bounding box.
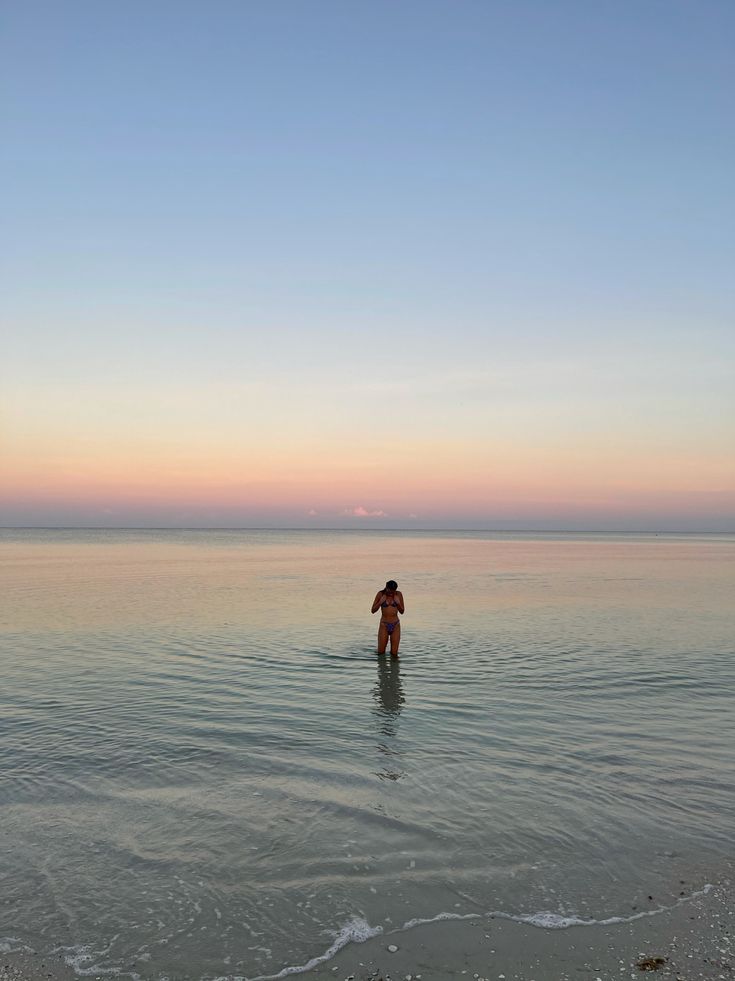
[2,0,734,530]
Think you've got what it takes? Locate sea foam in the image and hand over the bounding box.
[224,917,383,981]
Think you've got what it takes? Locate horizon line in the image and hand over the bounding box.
[1,525,733,535]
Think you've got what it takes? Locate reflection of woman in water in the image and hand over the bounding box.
[374,655,405,730]
[371,579,405,657]
[372,656,406,780]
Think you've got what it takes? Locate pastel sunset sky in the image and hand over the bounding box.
[2,1,734,530]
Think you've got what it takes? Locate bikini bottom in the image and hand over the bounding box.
[381,620,400,635]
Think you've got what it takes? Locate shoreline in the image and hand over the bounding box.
[305,878,733,981]
[2,877,731,981]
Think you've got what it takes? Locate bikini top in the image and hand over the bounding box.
[381,595,398,609]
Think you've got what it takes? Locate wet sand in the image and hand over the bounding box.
[1,877,731,981]
[308,877,733,981]
[0,951,76,981]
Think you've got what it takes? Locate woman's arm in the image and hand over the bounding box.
[371,591,384,614]
[395,591,405,614]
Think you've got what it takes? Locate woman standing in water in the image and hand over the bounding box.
[371,580,405,657]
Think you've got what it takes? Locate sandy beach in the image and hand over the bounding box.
[303,875,733,981]
[1,875,731,981]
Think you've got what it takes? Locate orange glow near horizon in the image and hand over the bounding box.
[4,428,734,526]
[4,361,734,527]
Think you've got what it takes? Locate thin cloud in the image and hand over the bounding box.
[343,506,387,518]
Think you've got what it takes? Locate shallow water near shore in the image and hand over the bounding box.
[1,529,734,979]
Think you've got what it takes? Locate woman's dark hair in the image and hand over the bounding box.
[385,580,398,591]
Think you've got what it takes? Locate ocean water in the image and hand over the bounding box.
[1,529,734,979]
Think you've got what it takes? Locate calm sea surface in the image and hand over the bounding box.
[1,529,734,979]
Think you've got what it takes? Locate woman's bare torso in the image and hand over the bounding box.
[380,592,401,623]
